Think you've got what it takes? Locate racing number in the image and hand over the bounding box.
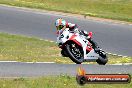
[59,34,64,40]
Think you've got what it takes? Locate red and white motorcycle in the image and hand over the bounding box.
[57,28,108,65]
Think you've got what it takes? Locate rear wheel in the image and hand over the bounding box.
[65,42,84,64]
[96,50,108,65]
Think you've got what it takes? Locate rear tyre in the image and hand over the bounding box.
[96,50,108,65]
[65,42,84,64]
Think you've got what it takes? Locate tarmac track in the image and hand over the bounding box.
[0,5,132,77]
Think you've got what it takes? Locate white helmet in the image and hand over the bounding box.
[55,18,66,30]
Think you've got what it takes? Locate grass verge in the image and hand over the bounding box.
[0,32,132,64]
[0,75,131,88]
[0,0,132,22]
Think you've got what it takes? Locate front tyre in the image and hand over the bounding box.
[61,49,68,57]
[96,50,108,65]
[65,42,84,64]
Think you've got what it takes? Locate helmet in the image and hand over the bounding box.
[55,18,66,30]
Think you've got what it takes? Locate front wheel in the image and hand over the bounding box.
[96,50,108,65]
[61,49,68,57]
[65,42,84,64]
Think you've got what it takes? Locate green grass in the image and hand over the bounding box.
[0,75,131,88]
[108,54,132,64]
[0,0,132,22]
[0,32,67,62]
[0,32,132,64]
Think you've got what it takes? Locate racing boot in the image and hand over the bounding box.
[88,38,100,53]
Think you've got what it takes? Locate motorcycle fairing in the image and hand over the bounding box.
[69,34,99,61]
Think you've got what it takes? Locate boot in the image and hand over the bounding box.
[88,38,100,53]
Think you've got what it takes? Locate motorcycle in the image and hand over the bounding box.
[57,28,108,65]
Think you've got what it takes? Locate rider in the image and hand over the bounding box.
[55,18,100,52]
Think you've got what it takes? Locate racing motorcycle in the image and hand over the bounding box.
[57,28,108,65]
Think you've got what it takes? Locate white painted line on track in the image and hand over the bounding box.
[123,56,128,58]
[0,77,20,78]
[110,63,132,65]
[110,64,124,65]
[118,55,124,57]
[0,61,18,62]
[106,52,129,58]
[24,62,55,64]
[0,61,55,63]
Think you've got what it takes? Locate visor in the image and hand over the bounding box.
[56,25,64,30]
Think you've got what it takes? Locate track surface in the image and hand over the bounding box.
[0,5,132,56]
[0,5,132,77]
[0,62,132,77]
